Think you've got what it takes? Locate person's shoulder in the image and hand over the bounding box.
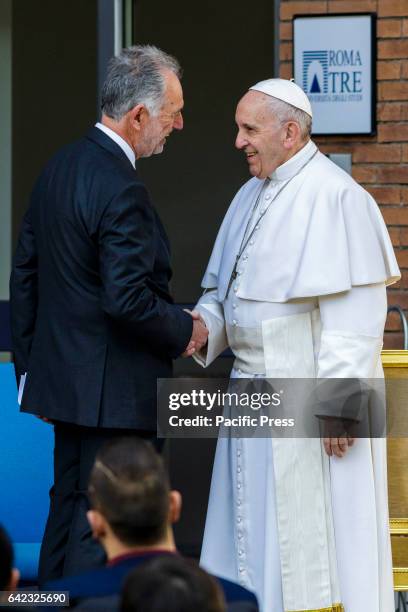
[310,150,376,206]
[45,557,148,600]
[45,565,119,599]
[227,176,263,215]
[72,594,120,611]
[227,602,259,612]
[236,176,263,198]
[216,575,258,604]
[312,151,356,189]
[34,137,84,179]
[46,130,137,183]
[45,566,107,595]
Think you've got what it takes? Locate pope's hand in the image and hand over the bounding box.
[323,436,355,458]
[182,309,208,357]
[321,416,356,457]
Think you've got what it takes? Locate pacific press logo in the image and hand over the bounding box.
[303,48,363,102]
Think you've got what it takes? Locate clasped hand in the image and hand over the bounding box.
[182,309,208,357]
[322,417,356,458]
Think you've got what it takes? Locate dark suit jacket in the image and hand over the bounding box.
[10,127,192,429]
[47,551,259,612]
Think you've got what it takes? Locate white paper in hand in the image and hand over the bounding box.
[18,373,27,406]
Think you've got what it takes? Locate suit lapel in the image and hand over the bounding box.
[86,126,171,256]
[85,126,133,168]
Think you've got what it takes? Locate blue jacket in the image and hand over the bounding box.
[47,550,259,611]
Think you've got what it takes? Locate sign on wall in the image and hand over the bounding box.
[293,14,376,135]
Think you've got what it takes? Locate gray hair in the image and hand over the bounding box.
[101,45,181,121]
[267,96,312,141]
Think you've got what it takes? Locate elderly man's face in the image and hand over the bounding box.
[139,70,184,158]
[235,91,288,179]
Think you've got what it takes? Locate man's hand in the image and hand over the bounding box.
[36,415,53,424]
[182,309,208,357]
[323,436,355,458]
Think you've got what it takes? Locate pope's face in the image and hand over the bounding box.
[139,70,184,158]
[235,91,288,179]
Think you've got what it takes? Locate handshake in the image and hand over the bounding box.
[182,309,209,358]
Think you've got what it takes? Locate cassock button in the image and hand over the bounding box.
[249,240,254,246]
[237,467,241,473]
[254,225,260,231]
[239,549,244,556]
[232,303,237,309]
[237,516,242,524]
[265,194,271,200]
[238,531,243,539]
[237,499,242,506]
[232,320,238,326]
[237,368,242,375]
[238,270,243,275]
[260,208,265,214]
[237,450,241,457]
[233,287,238,293]
[243,254,248,260]
[237,483,242,489]
[239,566,245,573]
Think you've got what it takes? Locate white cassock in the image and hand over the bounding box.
[193,140,400,612]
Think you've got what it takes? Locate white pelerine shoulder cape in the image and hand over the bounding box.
[202,148,400,302]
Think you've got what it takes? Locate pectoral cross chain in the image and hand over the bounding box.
[224,148,319,301]
[226,256,240,298]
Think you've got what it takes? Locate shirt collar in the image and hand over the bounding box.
[269,139,317,183]
[95,122,136,169]
[107,549,177,567]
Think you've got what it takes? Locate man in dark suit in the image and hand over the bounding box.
[10,45,208,585]
[46,438,259,612]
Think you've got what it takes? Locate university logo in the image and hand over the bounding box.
[303,51,328,94]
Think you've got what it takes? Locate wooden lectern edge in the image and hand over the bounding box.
[382,350,408,367]
[382,350,408,590]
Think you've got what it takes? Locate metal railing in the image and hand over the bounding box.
[387,305,408,350]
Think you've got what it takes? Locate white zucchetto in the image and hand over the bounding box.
[249,78,313,117]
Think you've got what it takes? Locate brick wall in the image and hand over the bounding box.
[279,0,408,349]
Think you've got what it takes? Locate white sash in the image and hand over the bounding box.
[262,311,344,612]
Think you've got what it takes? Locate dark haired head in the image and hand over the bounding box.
[0,525,13,590]
[88,437,170,546]
[120,555,226,612]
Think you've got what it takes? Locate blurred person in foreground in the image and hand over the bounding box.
[0,525,19,598]
[121,555,226,612]
[192,78,400,612]
[46,437,258,612]
[10,45,207,584]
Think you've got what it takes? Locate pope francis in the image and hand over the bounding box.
[192,79,400,612]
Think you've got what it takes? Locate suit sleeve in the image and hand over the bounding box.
[98,183,192,358]
[9,207,38,384]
